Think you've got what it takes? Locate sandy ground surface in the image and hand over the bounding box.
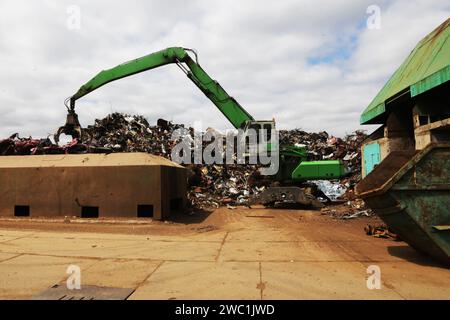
[0,206,449,300]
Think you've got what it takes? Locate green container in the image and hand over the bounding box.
[356,143,450,266]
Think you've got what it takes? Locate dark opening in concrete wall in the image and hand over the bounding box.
[81,206,99,218]
[137,205,154,218]
[14,205,29,217]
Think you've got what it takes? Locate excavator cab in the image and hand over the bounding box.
[241,120,276,158]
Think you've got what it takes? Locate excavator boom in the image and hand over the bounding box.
[67,47,254,130]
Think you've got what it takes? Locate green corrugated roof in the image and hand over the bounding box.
[360,18,450,124]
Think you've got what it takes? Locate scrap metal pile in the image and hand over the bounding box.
[0,113,185,156]
[186,164,257,209]
[0,113,369,213]
[279,129,366,181]
[279,129,368,207]
[79,113,186,156]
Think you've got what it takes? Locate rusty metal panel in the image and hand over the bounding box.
[32,284,134,300]
[356,143,450,266]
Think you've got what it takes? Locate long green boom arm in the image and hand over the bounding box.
[70,47,254,129]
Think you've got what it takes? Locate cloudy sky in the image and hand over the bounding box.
[0,0,448,140]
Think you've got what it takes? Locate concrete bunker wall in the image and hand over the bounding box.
[0,154,187,220]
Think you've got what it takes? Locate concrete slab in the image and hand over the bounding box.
[0,236,125,258]
[0,231,36,244]
[0,254,95,299]
[115,241,220,261]
[0,236,27,243]
[305,223,375,242]
[129,261,260,300]
[0,230,35,238]
[0,208,448,300]
[261,261,403,299]
[0,229,225,242]
[341,241,421,262]
[81,259,162,289]
[221,241,355,262]
[0,236,220,261]
[226,230,298,242]
[369,262,450,299]
[0,252,20,262]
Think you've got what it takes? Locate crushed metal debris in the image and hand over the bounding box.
[0,113,370,215]
[364,224,398,239]
[320,199,373,220]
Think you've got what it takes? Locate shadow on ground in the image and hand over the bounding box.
[169,209,213,225]
[388,245,449,269]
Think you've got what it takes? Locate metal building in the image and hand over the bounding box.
[360,18,449,177]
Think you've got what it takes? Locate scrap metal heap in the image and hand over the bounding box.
[0,113,369,215]
[279,129,366,183]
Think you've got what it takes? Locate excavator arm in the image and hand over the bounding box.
[58,47,254,141]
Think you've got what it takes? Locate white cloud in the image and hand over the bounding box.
[0,0,448,138]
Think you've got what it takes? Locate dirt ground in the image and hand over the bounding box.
[0,206,449,300]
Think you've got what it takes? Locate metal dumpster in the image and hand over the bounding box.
[356,143,450,266]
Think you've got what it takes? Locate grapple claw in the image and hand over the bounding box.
[54,109,82,143]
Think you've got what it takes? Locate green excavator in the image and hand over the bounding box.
[57,47,346,206]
